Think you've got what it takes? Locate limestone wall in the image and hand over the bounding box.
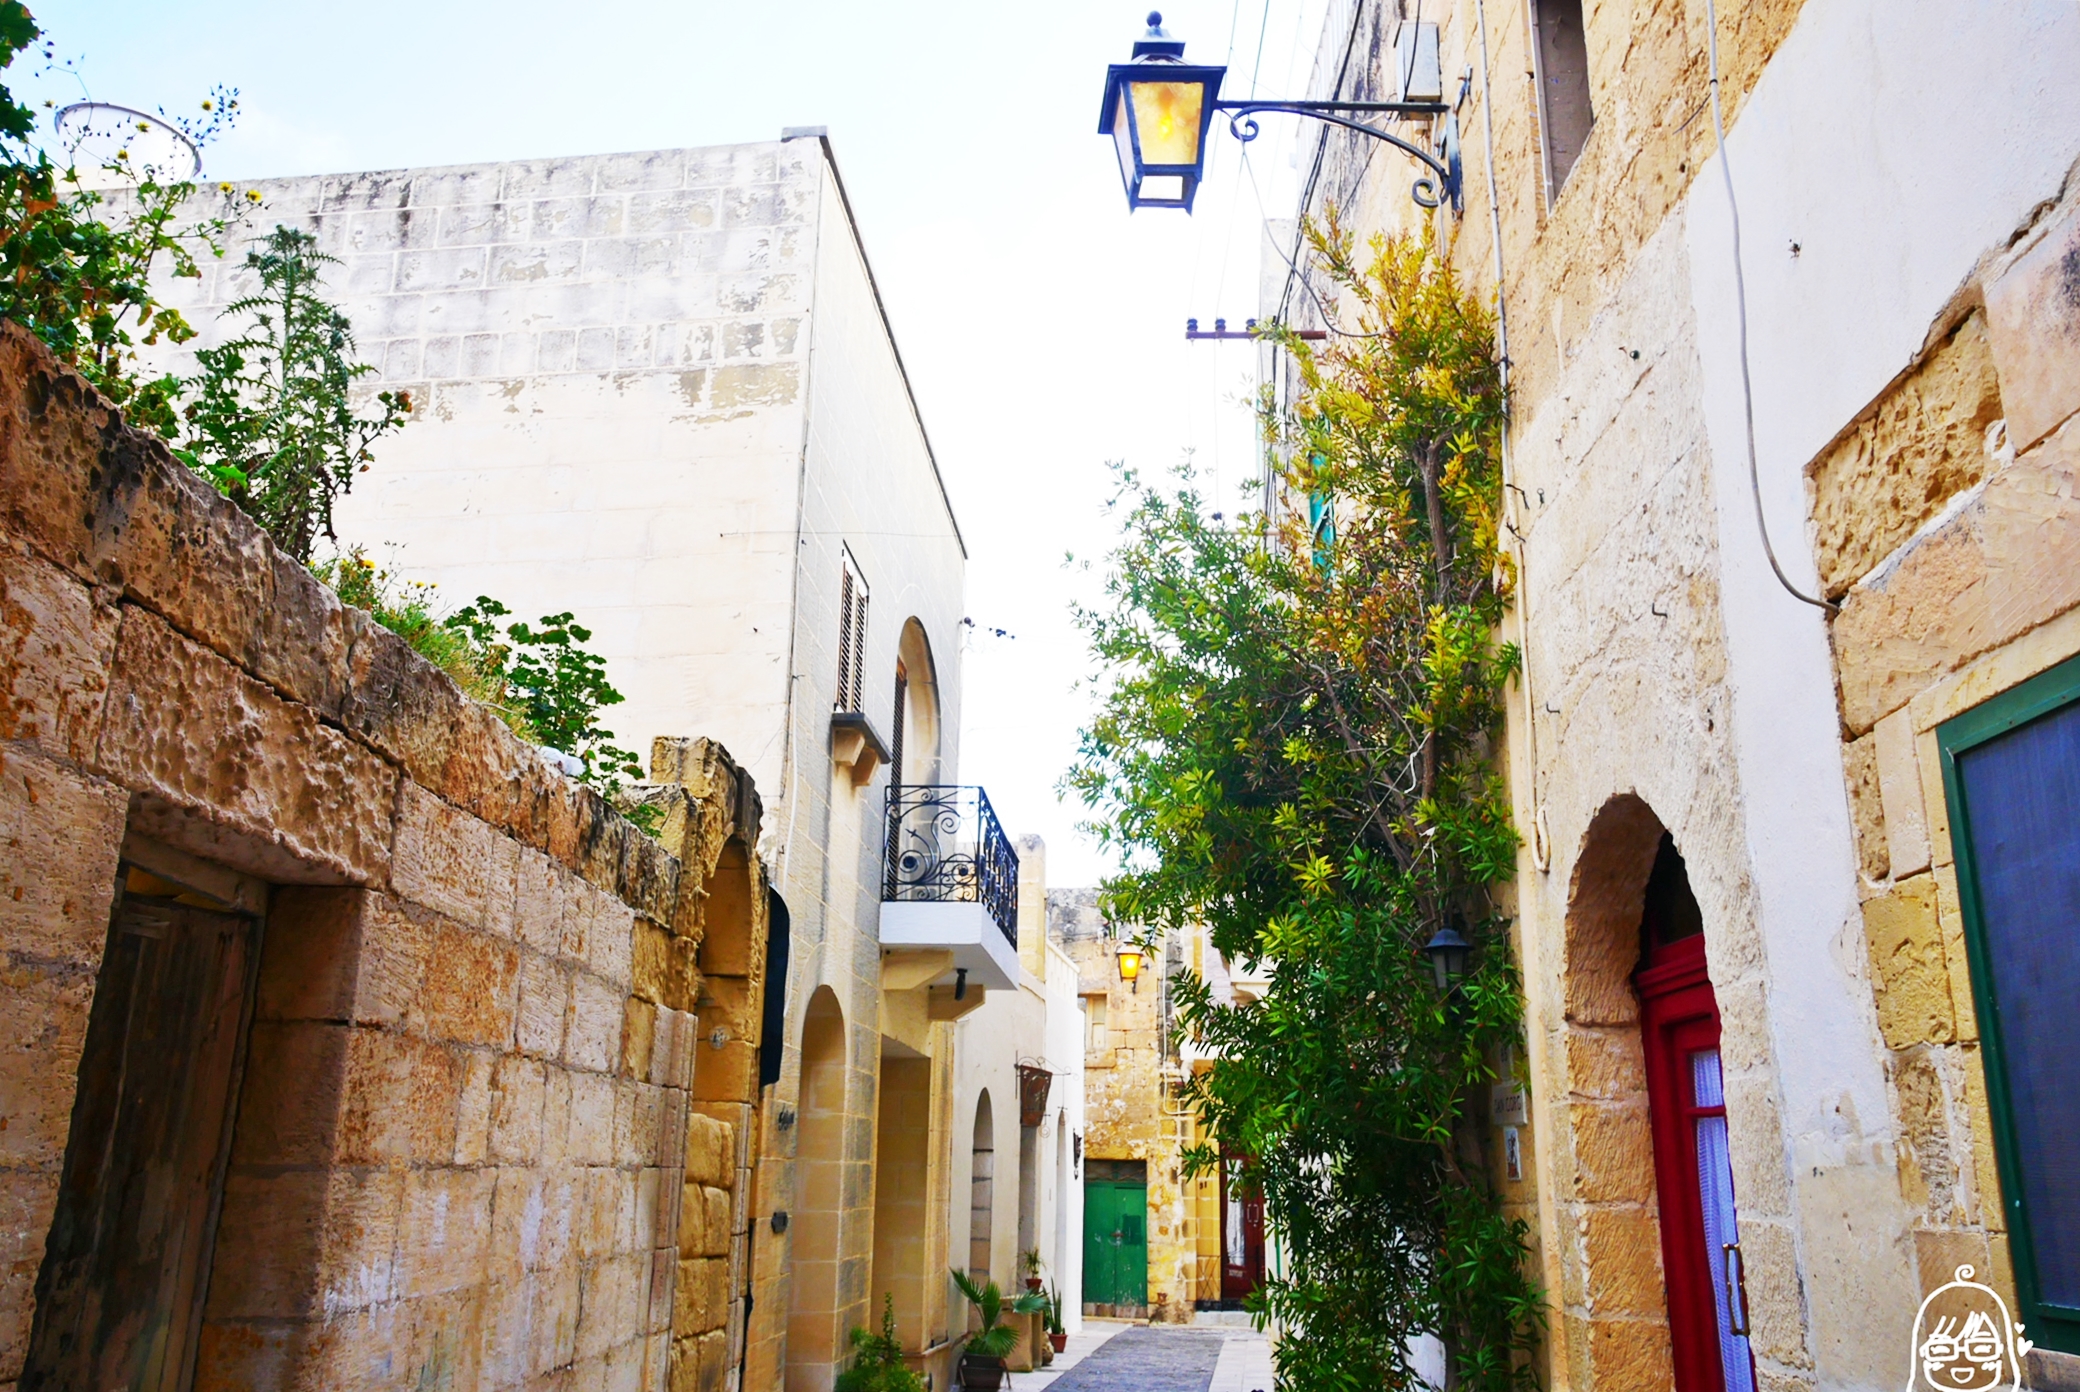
[0,326,767,1392]
[1817,183,2080,1381]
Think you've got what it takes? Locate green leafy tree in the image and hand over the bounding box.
[0,3,239,436]
[176,226,409,560]
[835,1295,925,1392]
[1068,217,1541,1390]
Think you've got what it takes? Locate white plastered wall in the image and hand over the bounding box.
[1682,0,2080,1380]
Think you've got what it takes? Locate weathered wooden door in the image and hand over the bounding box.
[22,886,261,1392]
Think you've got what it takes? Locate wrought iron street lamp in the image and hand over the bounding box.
[1423,920,1472,993]
[1097,11,1460,213]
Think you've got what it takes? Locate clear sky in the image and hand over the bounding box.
[24,0,1331,888]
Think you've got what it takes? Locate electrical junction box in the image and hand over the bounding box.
[1391,22,1443,103]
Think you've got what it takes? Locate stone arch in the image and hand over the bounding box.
[968,1089,995,1282]
[786,986,848,1392]
[892,619,942,788]
[1556,792,1677,1389]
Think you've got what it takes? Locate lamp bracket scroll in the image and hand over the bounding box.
[1216,99,1460,210]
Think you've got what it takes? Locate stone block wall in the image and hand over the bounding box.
[1816,181,2080,1351]
[0,325,765,1392]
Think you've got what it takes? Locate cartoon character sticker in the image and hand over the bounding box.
[1908,1265,2031,1392]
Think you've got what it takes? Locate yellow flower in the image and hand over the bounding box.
[200,100,214,112]
[245,189,262,203]
[217,181,233,194]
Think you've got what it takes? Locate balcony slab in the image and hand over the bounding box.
[876,900,1019,991]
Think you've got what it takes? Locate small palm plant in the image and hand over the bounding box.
[950,1270,1019,1362]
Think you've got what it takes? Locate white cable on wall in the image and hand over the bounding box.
[1703,0,1835,613]
[1476,0,1551,873]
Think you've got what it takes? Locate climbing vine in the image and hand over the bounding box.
[1069,215,1541,1390]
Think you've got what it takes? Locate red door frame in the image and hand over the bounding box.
[1218,1153,1265,1301]
[1636,932,1746,1392]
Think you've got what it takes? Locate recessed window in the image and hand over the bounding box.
[1531,0,1594,198]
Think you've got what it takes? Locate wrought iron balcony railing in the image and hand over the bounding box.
[883,785,1018,947]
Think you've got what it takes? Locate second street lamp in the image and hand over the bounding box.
[1115,942,1147,992]
[1097,11,1460,214]
[1423,920,1472,994]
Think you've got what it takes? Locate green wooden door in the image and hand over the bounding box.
[1081,1179,1148,1306]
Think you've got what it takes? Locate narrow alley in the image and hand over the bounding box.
[1017,1324,1272,1392]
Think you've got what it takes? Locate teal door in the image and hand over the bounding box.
[1081,1178,1148,1306]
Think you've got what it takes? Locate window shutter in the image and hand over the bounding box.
[835,550,869,713]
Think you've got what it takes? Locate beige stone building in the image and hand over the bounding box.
[55,129,1085,1392]
[1205,0,2080,1386]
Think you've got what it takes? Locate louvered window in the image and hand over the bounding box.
[835,550,870,714]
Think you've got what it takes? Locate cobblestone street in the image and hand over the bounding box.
[1012,1323,1274,1392]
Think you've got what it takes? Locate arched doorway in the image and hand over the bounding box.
[1636,835,1755,1392]
[1561,796,1754,1392]
[969,1091,994,1283]
[786,987,847,1392]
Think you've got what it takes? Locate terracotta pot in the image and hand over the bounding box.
[961,1354,1007,1391]
[1049,1332,1069,1354]
[1025,1278,1044,1292]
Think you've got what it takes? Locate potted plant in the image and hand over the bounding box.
[1018,1248,1045,1292]
[950,1270,1019,1391]
[1044,1284,1067,1354]
[836,1295,924,1392]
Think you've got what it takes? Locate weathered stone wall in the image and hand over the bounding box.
[1816,182,2080,1376]
[0,326,768,1392]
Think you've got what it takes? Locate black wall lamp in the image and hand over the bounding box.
[1098,11,1460,213]
[1423,918,1472,993]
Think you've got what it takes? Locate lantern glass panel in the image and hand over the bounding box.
[1127,78,1205,167]
[1137,175,1186,203]
[1113,92,1138,189]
